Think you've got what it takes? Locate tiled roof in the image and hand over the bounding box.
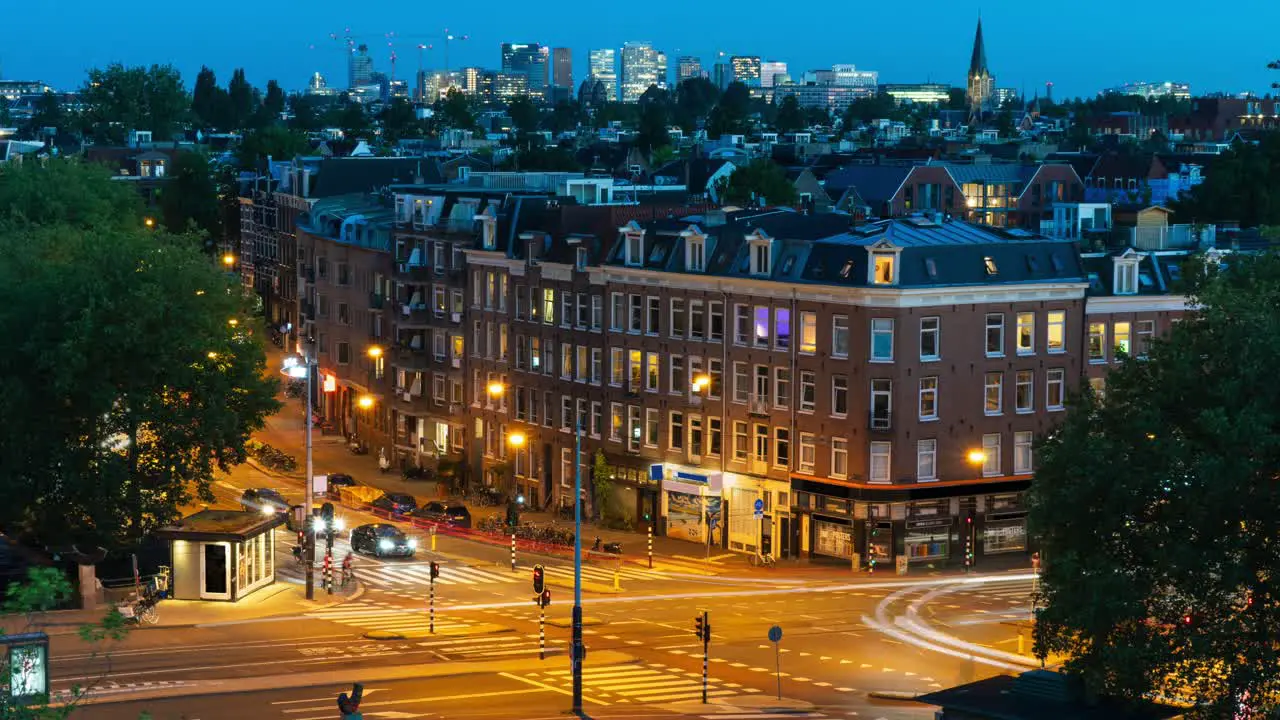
[936,163,1032,185]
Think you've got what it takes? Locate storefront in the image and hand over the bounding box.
[597,458,660,529]
[722,475,793,557]
[155,510,285,603]
[656,464,722,546]
[982,492,1029,555]
[904,499,952,564]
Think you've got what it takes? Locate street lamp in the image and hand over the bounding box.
[571,416,585,713]
[357,394,375,410]
[144,217,155,229]
[966,449,987,466]
[508,431,527,504]
[487,381,505,398]
[691,374,711,394]
[366,345,384,359]
[227,318,239,327]
[284,355,317,600]
[222,253,236,268]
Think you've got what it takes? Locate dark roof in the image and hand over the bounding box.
[1080,249,1188,297]
[153,510,284,543]
[652,158,732,193]
[1089,153,1163,181]
[915,672,1183,720]
[311,158,441,197]
[823,165,912,203]
[1044,152,1099,180]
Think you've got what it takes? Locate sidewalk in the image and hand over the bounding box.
[2,582,360,638]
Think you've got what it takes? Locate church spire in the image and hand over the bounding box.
[969,18,989,77]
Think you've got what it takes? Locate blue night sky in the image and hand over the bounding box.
[4,1,1277,100]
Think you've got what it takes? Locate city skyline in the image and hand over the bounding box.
[2,0,1277,99]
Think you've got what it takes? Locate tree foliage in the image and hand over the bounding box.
[718,158,797,207]
[507,95,540,138]
[774,94,806,134]
[1170,133,1280,227]
[377,97,421,145]
[1029,252,1280,716]
[673,77,719,132]
[190,66,225,130]
[23,91,65,139]
[0,160,280,550]
[237,124,310,169]
[435,88,476,131]
[706,82,751,138]
[80,63,188,143]
[635,88,672,156]
[159,151,221,243]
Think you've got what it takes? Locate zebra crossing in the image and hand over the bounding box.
[525,662,762,704]
[303,602,557,658]
[352,562,518,589]
[305,601,485,636]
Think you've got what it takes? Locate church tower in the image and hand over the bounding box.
[966,18,995,121]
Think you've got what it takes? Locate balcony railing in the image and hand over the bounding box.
[748,399,771,417]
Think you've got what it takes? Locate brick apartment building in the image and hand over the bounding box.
[288,173,1210,571]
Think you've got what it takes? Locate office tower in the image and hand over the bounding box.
[677,56,703,84]
[730,56,761,87]
[588,48,618,102]
[501,43,550,99]
[620,42,667,103]
[713,61,731,91]
[349,45,374,89]
[759,61,787,88]
[552,47,573,90]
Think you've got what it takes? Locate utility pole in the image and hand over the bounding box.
[304,358,316,600]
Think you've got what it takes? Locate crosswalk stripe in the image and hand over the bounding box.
[598,679,697,692]
[635,689,739,702]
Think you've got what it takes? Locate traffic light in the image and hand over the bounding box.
[540,589,551,608]
[532,564,545,594]
[321,502,335,525]
[430,561,440,580]
[694,611,709,642]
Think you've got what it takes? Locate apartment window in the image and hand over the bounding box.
[646,297,660,335]
[628,350,642,392]
[625,232,643,267]
[689,300,705,340]
[981,434,1001,476]
[471,321,482,357]
[870,378,892,428]
[515,286,528,320]
[515,387,527,420]
[645,352,660,392]
[689,415,704,456]
[774,368,790,408]
[919,377,938,420]
[753,424,770,464]
[669,412,685,451]
[1014,431,1034,474]
[609,349,623,385]
[831,438,848,479]
[433,286,447,314]
[610,403,623,441]
[872,253,895,285]
[984,372,1003,415]
[916,439,937,481]
[688,236,706,271]
[1016,312,1034,355]
[484,272,495,309]
[799,433,816,474]
[542,288,556,325]
[1115,262,1138,295]
[1136,319,1155,358]
[708,417,722,457]
[561,294,573,328]
[1047,310,1066,353]
[628,406,642,451]
[670,355,686,394]
[799,312,817,354]
[432,374,446,403]
[498,275,508,312]
[732,422,749,461]
[576,247,589,271]
[799,371,816,412]
[753,365,771,405]
[590,348,602,384]
[1088,322,1107,362]
[336,342,351,365]
[870,318,894,361]
[561,343,573,379]
[576,293,589,328]
[1046,368,1065,410]
[832,315,850,358]
[591,295,603,330]
[1015,370,1034,413]
[709,301,724,342]
[1114,321,1131,358]
[733,304,750,345]
[985,314,1004,356]
[774,309,791,350]
[610,293,624,331]
[753,306,770,347]
[498,324,509,360]
[561,395,573,430]
[628,294,642,332]
[920,317,940,360]
[774,428,790,468]
[869,441,891,483]
[645,409,659,447]
[733,362,749,403]
[576,345,589,382]
[435,332,448,362]
[708,358,723,398]
[831,375,849,417]
[530,337,542,372]
[670,298,686,338]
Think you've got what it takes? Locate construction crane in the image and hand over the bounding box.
[317,29,469,94]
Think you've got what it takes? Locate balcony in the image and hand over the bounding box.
[303,268,316,284]
[399,302,432,326]
[869,411,892,431]
[749,459,769,476]
[395,262,430,280]
[449,312,463,325]
[748,399,771,417]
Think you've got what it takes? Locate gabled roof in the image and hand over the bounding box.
[822,165,912,204]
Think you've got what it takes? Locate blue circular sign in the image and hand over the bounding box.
[754,498,764,512]
[768,625,782,643]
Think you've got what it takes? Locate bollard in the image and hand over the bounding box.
[1018,633,1025,656]
[614,568,621,591]
[511,533,516,572]
[647,524,653,570]
[431,525,437,552]
[539,603,546,660]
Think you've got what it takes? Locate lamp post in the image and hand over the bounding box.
[964,449,986,573]
[222,253,236,269]
[571,416,584,714]
[356,394,374,437]
[508,431,526,504]
[284,356,316,600]
[690,375,715,562]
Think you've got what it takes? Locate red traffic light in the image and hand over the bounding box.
[541,589,551,607]
[429,561,440,580]
[1183,614,1193,625]
[533,564,545,594]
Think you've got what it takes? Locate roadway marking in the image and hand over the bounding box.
[281,687,545,714]
[498,672,608,706]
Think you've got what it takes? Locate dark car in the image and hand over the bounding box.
[412,501,472,529]
[239,488,290,515]
[325,474,358,499]
[371,493,418,515]
[350,524,416,558]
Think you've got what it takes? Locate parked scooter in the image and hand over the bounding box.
[592,536,622,555]
[348,435,369,455]
[378,449,391,474]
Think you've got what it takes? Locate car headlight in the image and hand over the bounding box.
[407,538,418,548]
[378,539,395,551]
[260,505,275,515]
[332,518,344,531]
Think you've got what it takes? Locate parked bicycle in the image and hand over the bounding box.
[117,585,160,625]
[749,552,776,568]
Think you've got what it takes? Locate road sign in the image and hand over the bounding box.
[767,625,783,700]
[754,498,764,512]
[768,625,782,643]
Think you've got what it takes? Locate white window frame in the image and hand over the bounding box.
[832,315,850,359]
[1088,322,1107,363]
[870,318,894,362]
[830,438,848,479]
[1114,321,1131,359]
[916,439,937,482]
[1046,368,1065,410]
[1014,431,1033,474]
[919,316,940,361]
[1015,370,1034,414]
[1016,312,1034,355]
[1046,310,1066,353]
[799,311,817,354]
[869,441,891,483]
[799,371,816,413]
[981,433,1001,477]
[798,433,816,474]
[831,375,848,418]
[984,372,1003,416]
[985,313,1004,357]
[919,376,938,421]
[670,298,686,339]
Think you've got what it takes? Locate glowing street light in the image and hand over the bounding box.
[228,318,239,327]
[357,395,375,410]
[691,374,711,394]
[222,254,236,267]
[967,449,987,465]
[487,381,505,397]
[366,345,384,359]
[144,217,155,228]
[508,431,526,448]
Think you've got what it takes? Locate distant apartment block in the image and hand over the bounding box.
[588,48,618,102]
[760,61,788,88]
[551,48,573,92]
[677,56,703,84]
[731,56,762,87]
[501,43,550,99]
[1107,81,1191,100]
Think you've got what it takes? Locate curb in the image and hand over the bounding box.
[867,690,922,701]
[545,616,605,628]
[544,576,621,595]
[363,623,512,640]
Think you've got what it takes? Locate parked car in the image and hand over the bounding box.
[371,493,418,515]
[239,488,290,515]
[325,473,358,499]
[285,505,345,534]
[350,524,416,558]
[412,502,472,529]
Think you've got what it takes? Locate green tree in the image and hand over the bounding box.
[378,97,420,145]
[507,95,540,139]
[0,159,140,230]
[774,94,806,134]
[718,158,798,207]
[190,66,226,130]
[436,88,476,131]
[335,100,371,140]
[1170,133,1280,226]
[0,568,130,719]
[289,94,326,133]
[0,97,11,128]
[23,91,65,139]
[544,100,584,134]
[994,108,1016,138]
[673,77,720,132]
[706,82,752,138]
[262,80,286,119]
[237,125,309,169]
[159,151,221,244]
[80,63,188,143]
[947,88,967,110]
[0,160,280,549]
[635,87,672,156]
[226,68,259,131]
[1030,252,1280,716]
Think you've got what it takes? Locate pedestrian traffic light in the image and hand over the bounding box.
[430,560,440,580]
[540,589,551,608]
[963,511,976,569]
[532,564,545,594]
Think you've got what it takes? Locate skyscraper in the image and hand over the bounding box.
[730,56,762,87]
[588,48,617,102]
[348,45,375,89]
[501,43,550,99]
[552,47,573,91]
[759,61,787,88]
[677,56,703,84]
[966,18,995,119]
[620,42,667,103]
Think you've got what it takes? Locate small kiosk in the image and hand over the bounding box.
[154,510,285,602]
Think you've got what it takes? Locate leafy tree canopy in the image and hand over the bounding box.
[718,158,797,207]
[0,159,141,231]
[237,124,310,170]
[774,94,806,134]
[159,151,221,242]
[507,95,540,138]
[435,88,476,131]
[80,63,188,143]
[1170,132,1280,227]
[1030,251,1280,716]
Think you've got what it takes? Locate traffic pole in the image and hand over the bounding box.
[702,610,710,704]
[647,523,653,569]
[511,532,516,572]
[429,576,435,634]
[539,600,546,660]
[323,551,332,594]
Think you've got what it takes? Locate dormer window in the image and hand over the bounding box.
[872,252,896,285]
[478,210,497,251]
[747,233,772,276]
[624,231,644,267]
[1114,257,1141,295]
[576,247,588,271]
[984,256,998,276]
[685,232,706,272]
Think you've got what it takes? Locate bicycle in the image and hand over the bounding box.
[749,552,776,568]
